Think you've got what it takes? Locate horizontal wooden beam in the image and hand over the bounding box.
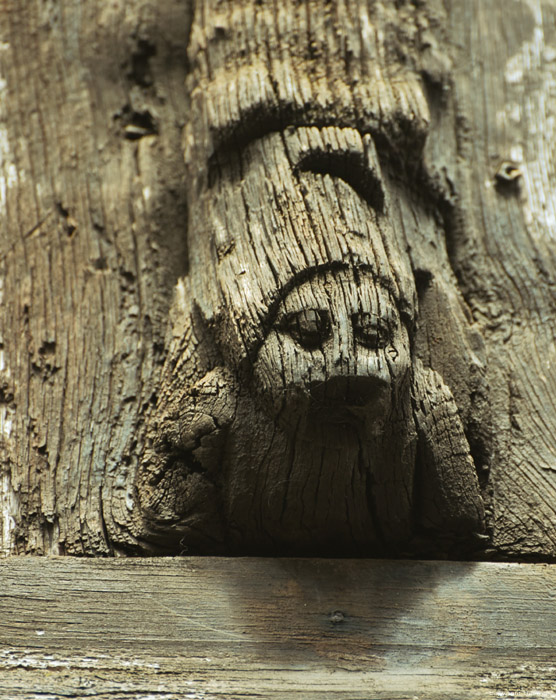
[1,557,555,698]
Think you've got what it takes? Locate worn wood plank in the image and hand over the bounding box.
[0,557,555,698]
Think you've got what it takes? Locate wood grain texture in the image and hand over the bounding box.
[137,0,487,558]
[2,0,556,561]
[443,0,556,558]
[1,556,556,698]
[0,1,194,554]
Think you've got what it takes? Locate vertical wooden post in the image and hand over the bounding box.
[136,0,485,555]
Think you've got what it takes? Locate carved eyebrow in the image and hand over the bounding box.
[293,147,385,214]
[205,101,375,185]
[206,102,305,177]
[208,121,385,215]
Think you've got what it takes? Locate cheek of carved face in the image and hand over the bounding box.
[253,271,411,425]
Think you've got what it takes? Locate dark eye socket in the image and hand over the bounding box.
[352,312,392,349]
[278,309,331,350]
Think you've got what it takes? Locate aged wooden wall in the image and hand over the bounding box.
[0,0,556,558]
[444,0,556,559]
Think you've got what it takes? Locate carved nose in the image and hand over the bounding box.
[309,375,388,407]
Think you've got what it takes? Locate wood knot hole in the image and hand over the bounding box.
[495,161,522,193]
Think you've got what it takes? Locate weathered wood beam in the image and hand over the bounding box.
[1,557,555,698]
[136,0,487,558]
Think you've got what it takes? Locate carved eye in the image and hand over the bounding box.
[351,312,392,349]
[278,309,331,350]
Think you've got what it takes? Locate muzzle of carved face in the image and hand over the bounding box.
[253,268,411,431]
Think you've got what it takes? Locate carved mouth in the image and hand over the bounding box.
[308,375,389,408]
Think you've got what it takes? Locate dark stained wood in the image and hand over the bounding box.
[1,557,556,698]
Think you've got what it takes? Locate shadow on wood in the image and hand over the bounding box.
[1,557,555,698]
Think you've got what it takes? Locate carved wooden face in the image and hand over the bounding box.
[174,126,421,552]
[137,118,486,553]
[188,126,416,372]
[137,3,486,556]
[254,268,411,429]
[222,265,416,553]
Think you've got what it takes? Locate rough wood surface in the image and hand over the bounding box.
[1,557,556,699]
[137,0,488,557]
[443,0,556,559]
[0,1,194,554]
[2,0,556,560]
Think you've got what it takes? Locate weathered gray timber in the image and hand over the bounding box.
[444,0,556,560]
[1,0,556,559]
[1,557,556,699]
[0,1,195,555]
